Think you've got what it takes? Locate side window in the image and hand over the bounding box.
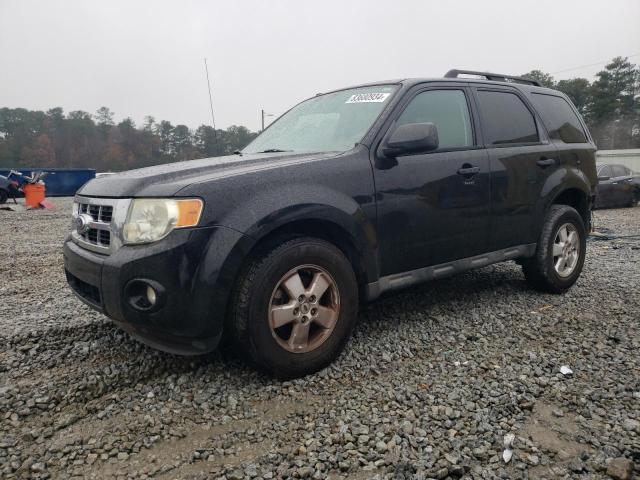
[396,90,473,149]
[476,90,539,145]
[611,165,627,178]
[530,93,588,143]
[599,165,612,177]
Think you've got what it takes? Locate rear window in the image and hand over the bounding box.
[476,90,539,145]
[530,93,588,143]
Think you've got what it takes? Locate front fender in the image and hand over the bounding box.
[229,186,379,283]
[181,148,379,284]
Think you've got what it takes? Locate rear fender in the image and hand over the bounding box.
[538,167,591,232]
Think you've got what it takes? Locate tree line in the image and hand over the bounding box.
[1,56,638,172]
[522,56,639,150]
[0,107,257,171]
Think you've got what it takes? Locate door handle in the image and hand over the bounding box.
[536,158,556,168]
[457,165,480,176]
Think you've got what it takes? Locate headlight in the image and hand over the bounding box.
[123,198,203,244]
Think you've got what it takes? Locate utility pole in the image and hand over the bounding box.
[204,58,219,153]
[261,109,275,132]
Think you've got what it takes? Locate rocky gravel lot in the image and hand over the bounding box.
[1,197,639,480]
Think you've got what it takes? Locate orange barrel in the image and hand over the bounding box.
[23,183,46,208]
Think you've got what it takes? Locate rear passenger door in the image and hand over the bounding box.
[528,91,597,205]
[471,87,557,250]
[611,164,634,205]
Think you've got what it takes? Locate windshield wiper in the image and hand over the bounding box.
[257,148,293,153]
[232,150,243,155]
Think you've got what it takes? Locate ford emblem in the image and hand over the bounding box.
[76,214,93,234]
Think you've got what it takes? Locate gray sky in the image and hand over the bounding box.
[1,0,639,131]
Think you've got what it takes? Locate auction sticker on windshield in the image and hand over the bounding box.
[346,92,391,103]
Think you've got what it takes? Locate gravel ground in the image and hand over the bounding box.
[1,197,638,480]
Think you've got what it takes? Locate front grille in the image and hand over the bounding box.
[100,206,113,223]
[73,197,121,254]
[79,203,113,223]
[78,227,111,247]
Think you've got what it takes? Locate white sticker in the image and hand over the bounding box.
[346,92,390,104]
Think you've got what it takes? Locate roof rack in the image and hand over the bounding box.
[444,69,541,87]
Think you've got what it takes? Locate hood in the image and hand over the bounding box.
[77,152,337,198]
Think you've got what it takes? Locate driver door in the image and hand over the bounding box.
[373,85,491,276]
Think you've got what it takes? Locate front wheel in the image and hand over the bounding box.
[228,237,358,379]
[522,205,587,294]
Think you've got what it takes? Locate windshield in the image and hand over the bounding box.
[242,85,397,154]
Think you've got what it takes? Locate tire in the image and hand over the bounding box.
[228,237,358,379]
[0,188,7,204]
[522,205,586,294]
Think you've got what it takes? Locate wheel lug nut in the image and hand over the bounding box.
[293,308,299,315]
[309,295,316,303]
[298,295,305,302]
[302,316,308,322]
[311,308,317,315]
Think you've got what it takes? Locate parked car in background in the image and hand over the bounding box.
[0,172,20,204]
[595,163,639,209]
[0,174,13,203]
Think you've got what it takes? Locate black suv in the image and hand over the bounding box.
[64,70,597,378]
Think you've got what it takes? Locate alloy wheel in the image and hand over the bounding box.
[552,223,580,278]
[268,264,340,353]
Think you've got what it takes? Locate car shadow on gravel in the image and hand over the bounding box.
[1,261,556,391]
[219,263,534,377]
[147,263,532,378]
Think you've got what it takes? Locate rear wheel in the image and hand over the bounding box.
[0,188,7,204]
[523,205,586,293]
[228,237,358,379]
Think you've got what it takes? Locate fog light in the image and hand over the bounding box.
[125,279,165,312]
[146,285,157,306]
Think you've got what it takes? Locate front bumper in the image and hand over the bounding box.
[63,226,247,355]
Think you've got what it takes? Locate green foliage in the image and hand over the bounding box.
[586,57,639,149]
[0,108,258,170]
[555,78,591,114]
[2,56,639,170]
[522,70,556,88]
[95,107,115,126]
[522,57,640,149]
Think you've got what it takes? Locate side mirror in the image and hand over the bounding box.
[598,175,610,182]
[382,122,439,157]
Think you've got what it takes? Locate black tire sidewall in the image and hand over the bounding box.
[0,189,7,204]
[541,207,586,290]
[245,240,358,378]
